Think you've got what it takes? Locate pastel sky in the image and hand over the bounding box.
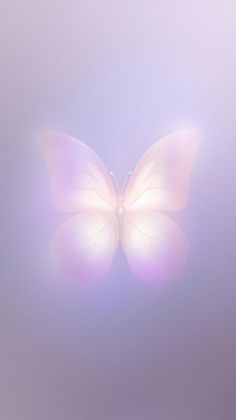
[1,1,236,419]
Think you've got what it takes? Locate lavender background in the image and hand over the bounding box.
[1,1,236,419]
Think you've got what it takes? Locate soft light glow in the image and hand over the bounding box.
[41,129,202,283]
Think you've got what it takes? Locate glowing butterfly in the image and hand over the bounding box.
[40,130,202,283]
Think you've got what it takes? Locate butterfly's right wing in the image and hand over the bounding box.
[40,132,118,281]
[121,210,188,284]
[123,130,202,212]
[121,130,202,283]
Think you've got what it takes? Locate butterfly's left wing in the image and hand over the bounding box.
[51,211,118,282]
[121,130,202,283]
[40,131,117,212]
[40,132,118,281]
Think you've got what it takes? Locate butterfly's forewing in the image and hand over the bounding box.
[122,130,202,283]
[123,130,202,212]
[51,212,118,282]
[40,132,118,281]
[40,131,117,212]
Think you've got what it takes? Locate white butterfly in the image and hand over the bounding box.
[40,130,202,283]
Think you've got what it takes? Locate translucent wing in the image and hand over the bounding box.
[121,211,188,284]
[123,130,203,212]
[51,211,118,282]
[121,129,202,283]
[40,131,117,212]
[40,132,118,281]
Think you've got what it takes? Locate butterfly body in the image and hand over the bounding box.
[41,129,202,284]
[116,196,126,222]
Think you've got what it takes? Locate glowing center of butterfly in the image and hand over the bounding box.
[116,198,126,220]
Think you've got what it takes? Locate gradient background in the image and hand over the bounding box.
[1,1,236,419]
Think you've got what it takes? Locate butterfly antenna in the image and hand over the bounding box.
[121,171,132,197]
[109,171,120,194]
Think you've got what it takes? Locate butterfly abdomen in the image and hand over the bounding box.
[116,197,126,221]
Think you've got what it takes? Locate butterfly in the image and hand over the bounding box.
[40,129,202,284]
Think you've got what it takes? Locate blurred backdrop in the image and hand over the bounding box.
[0,1,236,419]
